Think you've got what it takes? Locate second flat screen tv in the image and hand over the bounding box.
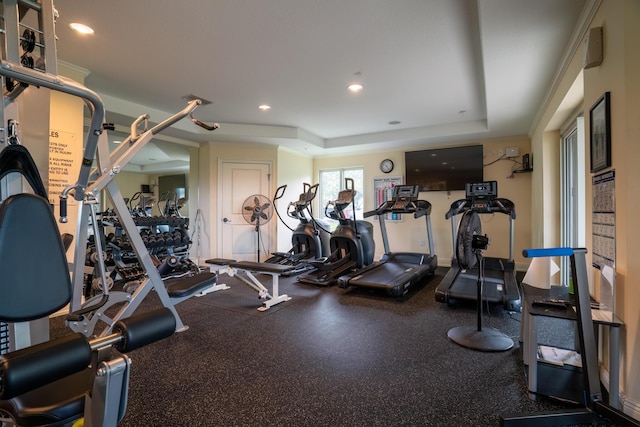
[405,145,484,191]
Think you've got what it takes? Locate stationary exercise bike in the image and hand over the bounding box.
[297,178,375,286]
[266,183,331,275]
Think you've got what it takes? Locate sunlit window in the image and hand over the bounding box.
[319,167,364,222]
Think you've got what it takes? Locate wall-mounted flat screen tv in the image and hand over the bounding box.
[405,145,484,191]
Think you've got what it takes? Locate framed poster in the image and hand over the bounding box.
[589,91,611,173]
[373,176,403,221]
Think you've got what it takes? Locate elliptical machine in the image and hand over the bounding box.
[297,178,375,286]
[267,183,331,274]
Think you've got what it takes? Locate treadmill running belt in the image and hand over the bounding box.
[449,269,505,302]
[348,261,432,293]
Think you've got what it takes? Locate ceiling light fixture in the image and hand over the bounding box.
[69,22,95,35]
[348,83,363,93]
[258,104,271,111]
[348,71,364,93]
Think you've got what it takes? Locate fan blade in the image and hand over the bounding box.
[260,212,268,220]
[261,202,271,210]
[244,205,253,211]
[251,213,258,222]
[254,196,260,206]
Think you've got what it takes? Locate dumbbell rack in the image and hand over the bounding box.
[86,213,194,294]
[62,100,211,337]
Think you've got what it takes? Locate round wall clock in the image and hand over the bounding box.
[380,159,394,173]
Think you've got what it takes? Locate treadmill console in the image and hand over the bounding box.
[391,185,420,210]
[466,181,497,212]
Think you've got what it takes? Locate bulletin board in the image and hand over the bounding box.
[591,169,615,269]
[373,176,403,221]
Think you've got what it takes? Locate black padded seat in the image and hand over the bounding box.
[231,261,294,274]
[165,271,217,298]
[205,258,237,265]
[0,370,90,427]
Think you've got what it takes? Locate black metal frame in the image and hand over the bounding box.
[501,247,639,427]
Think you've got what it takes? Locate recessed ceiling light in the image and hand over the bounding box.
[347,83,363,93]
[388,120,401,125]
[69,22,94,35]
[258,104,271,111]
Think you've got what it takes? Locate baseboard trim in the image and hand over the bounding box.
[600,365,640,421]
[621,396,640,421]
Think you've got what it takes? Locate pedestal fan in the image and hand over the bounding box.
[447,210,514,351]
[241,194,273,262]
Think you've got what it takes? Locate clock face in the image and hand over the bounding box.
[380,159,394,173]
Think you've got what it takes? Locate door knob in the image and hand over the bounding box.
[223,217,231,223]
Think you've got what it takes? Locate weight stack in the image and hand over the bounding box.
[1,322,9,354]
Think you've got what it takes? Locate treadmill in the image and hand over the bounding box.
[434,181,521,311]
[338,184,437,296]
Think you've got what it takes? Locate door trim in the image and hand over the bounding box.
[216,159,274,259]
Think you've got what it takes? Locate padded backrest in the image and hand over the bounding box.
[0,144,48,199]
[0,193,72,321]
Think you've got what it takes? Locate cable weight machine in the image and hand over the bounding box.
[1,0,221,338]
[60,100,219,337]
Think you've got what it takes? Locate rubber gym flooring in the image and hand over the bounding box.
[51,267,607,426]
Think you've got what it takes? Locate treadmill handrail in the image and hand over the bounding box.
[444,198,516,219]
[364,199,432,218]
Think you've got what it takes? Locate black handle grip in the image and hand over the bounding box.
[59,195,68,223]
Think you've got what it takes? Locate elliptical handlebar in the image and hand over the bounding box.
[273,184,287,202]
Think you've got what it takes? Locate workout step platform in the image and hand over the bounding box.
[165,272,217,299]
[205,259,295,274]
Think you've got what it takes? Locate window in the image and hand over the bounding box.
[560,116,586,284]
[319,167,364,221]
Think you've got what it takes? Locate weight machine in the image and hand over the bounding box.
[60,100,220,337]
[0,3,178,425]
[0,0,221,339]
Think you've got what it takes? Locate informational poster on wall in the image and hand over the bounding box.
[591,169,615,269]
[48,128,82,237]
[373,176,403,221]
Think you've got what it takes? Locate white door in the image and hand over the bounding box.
[219,161,273,262]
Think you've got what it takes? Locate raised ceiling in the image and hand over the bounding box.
[52,0,589,162]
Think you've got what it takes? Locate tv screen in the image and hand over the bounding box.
[405,145,484,191]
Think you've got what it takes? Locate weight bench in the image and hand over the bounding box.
[203,258,294,311]
[67,270,220,337]
[165,271,220,303]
